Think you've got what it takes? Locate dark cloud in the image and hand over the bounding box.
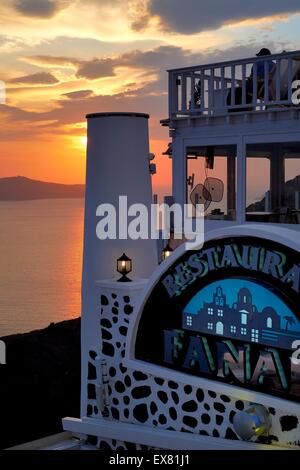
[131,15,150,32]
[76,58,116,79]
[148,0,300,34]
[62,89,94,99]
[128,0,150,32]
[9,72,59,85]
[24,41,284,88]
[14,0,71,18]
[25,55,117,80]
[74,45,187,80]
[26,46,193,80]
[121,45,186,69]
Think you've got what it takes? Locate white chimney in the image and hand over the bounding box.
[82,111,157,285]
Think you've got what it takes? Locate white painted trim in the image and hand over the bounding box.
[95,279,148,291]
[63,417,289,450]
[243,132,300,144]
[245,221,300,232]
[7,432,80,451]
[205,220,236,229]
[184,135,241,146]
[125,224,300,415]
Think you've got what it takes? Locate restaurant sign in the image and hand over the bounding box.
[135,236,300,401]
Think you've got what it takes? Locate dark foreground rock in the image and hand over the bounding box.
[0,318,81,449]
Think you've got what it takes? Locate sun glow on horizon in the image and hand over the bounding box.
[80,136,88,149]
[0,0,299,193]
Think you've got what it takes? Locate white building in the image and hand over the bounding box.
[19,51,300,451]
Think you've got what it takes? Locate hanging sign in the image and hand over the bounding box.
[135,236,300,401]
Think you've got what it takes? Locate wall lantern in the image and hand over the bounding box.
[162,243,173,262]
[117,253,132,282]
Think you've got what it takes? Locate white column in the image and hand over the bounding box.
[81,112,157,416]
[237,138,246,224]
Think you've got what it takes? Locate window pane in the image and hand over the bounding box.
[187,145,236,220]
[246,142,300,224]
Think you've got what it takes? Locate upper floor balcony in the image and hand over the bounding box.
[167,50,300,121]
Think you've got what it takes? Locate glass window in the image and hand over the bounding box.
[217,309,223,316]
[241,313,247,325]
[267,317,273,328]
[187,144,237,221]
[246,142,300,224]
[241,327,247,335]
[186,315,193,327]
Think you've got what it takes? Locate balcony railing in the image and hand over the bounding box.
[168,51,300,119]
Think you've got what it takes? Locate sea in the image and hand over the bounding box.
[0,199,84,337]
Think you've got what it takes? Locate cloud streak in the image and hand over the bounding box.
[24,40,282,83]
[9,71,59,85]
[62,89,94,99]
[13,0,71,18]
[25,45,194,80]
[148,0,300,34]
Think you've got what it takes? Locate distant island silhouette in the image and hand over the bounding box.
[0,176,85,201]
[247,175,300,212]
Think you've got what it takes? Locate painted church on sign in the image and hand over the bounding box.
[183,282,300,349]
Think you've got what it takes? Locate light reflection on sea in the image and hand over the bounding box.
[0,199,84,336]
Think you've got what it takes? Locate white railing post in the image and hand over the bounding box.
[190,72,195,111]
[242,63,246,106]
[168,72,177,118]
[181,74,187,112]
[264,60,269,104]
[288,57,293,102]
[221,67,225,107]
[252,63,257,108]
[208,68,214,114]
[200,69,205,113]
[231,65,235,107]
[276,59,281,102]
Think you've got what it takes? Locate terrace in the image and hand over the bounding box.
[167,50,300,120]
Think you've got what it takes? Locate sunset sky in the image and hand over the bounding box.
[1,0,300,195]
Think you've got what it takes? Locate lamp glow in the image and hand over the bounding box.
[162,243,173,262]
[117,253,132,282]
